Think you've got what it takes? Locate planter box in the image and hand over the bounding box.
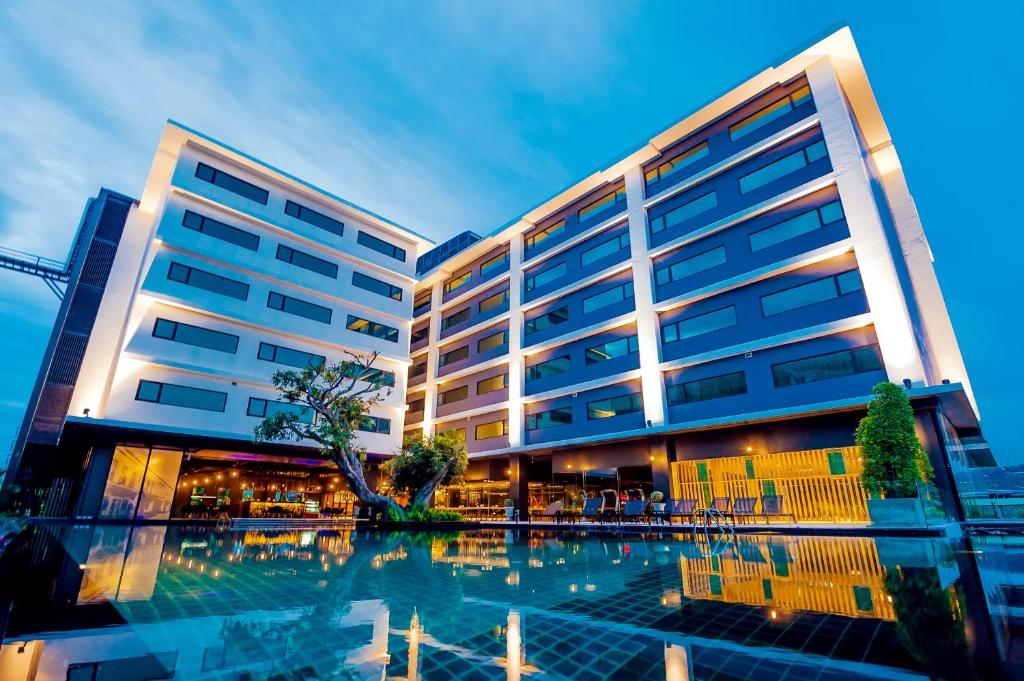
[867,497,926,527]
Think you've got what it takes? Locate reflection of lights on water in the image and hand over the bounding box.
[569,583,578,593]
[505,571,520,586]
[506,610,523,681]
[770,610,778,620]
[528,558,543,568]
[584,584,596,592]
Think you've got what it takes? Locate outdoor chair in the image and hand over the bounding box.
[710,497,733,520]
[761,495,796,524]
[530,500,563,523]
[667,499,700,524]
[732,496,758,524]
[666,498,698,525]
[581,498,604,524]
[621,499,649,523]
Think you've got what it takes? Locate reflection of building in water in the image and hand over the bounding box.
[431,535,510,569]
[678,535,896,620]
[78,526,168,604]
[0,526,385,681]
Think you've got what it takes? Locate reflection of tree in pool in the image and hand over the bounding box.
[885,566,971,680]
[213,533,400,679]
[369,533,468,631]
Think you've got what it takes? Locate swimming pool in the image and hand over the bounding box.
[0,525,1018,679]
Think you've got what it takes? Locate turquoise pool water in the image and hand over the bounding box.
[0,525,1019,679]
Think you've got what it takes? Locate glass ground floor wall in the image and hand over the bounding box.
[173,460,359,519]
[435,461,656,518]
[99,446,183,521]
[671,446,869,523]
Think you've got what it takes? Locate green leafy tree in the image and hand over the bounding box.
[856,382,934,498]
[253,351,405,519]
[385,431,468,511]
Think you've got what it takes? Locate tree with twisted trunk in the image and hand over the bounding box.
[252,352,467,520]
[253,351,405,519]
[385,430,468,511]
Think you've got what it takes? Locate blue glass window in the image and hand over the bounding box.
[749,200,844,251]
[182,210,259,251]
[247,397,313,423]
[477,330,508,353]
[662,306,737,344]
[587,392,643,419]
[580,232,630,267]
[153,318,238,353]
[440,307,471,331]
[479,289,509,313]
[667,371,747,405]
[526,407,573,431]
[358,416,392,434]
[760,269,862,317]
[526,355,571,382]
[135,379,227,412]
[584,335,639,364]
[644,142,710,186]
[772,344,884,387]
[358,231,406,262]
[739,140,828,194]
[352,271,402,300]
[268,291,332,324]
[729,85,812,141]
[525,262,567,292]
[284,199,344,237]
[581,281,634,314]
[346,315,399,342]
[257,342,325,369]
[649,192,718,235]
[525,306,569,336]
[277,244,338,279]
[578,187,626,222]
[167,262,249,300]
[195,162,269,204]
[525,220,565,253]
[438,345,469,367]
[654,246,727,287]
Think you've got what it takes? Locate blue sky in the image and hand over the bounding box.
[0,1,1020,464]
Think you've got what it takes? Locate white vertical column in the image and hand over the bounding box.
[806,58,927,386]
[623,166,667,427]
[506,231,526,447]
[421,280,444,437]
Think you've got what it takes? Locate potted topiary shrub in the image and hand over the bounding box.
[650,491,666,514]
[856,382,934,527]
[504,498,516,520]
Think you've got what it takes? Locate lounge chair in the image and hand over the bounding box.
[530,500,563,523]
[666,498,698,525]
[581,498,603,524]
[732,496,758,524]
[621,499,649,523]
[761,495,796,524]
[710,497,733,521]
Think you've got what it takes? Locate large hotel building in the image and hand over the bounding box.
[4,28,986,523]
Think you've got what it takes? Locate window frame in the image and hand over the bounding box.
[195,162,269,205]
[284,199,344,237]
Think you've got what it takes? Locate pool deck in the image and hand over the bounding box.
[467,519,955,537]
